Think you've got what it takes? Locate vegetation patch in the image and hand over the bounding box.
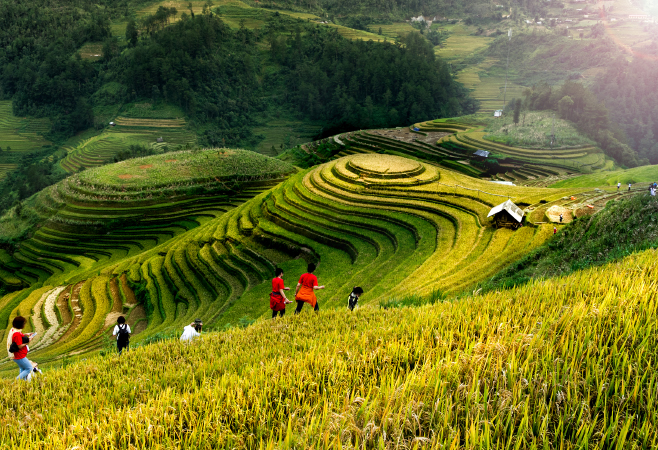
[550,164,658,188]
[484,111,596,148]
[480,194,658,292]
[80,149,294,189]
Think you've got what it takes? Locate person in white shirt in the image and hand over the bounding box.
[112,316,131,354]
[617,182,621,192]
[180,319,203,342]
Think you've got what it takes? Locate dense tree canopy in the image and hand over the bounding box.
[593,58,658,164]
[269,26,476,131]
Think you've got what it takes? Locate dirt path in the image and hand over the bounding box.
[56,281,84,344]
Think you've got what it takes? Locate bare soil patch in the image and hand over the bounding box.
[56,281,84,344]
[139,164,153,169]
[370,128,451,145]
[165,159,177,163]
[118,174,133,180]
[128,305,148,335]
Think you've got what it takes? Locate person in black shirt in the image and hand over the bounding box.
[347,287,364,311]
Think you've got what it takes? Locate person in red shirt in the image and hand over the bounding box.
[270,268,292,318]
[7,316,36,381]
[294,263,325,314]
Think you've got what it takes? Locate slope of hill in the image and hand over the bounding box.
[0,149,295,288]
[480,193,658,291]
[0,146,593,366]
[550,164,658,188]
[1,247,657,447]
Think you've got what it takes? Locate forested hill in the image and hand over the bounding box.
[0,2,475,144]
[254,0,546,20]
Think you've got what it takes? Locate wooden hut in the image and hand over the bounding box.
[488,199,524,229]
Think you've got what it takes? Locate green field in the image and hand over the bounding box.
[550,164,658,188]
[60,116,196,173]
[252,119,322,156]
[434,24,494,60]
[81,148,294,188]
[0,101,51,153]
[484,111,596,148]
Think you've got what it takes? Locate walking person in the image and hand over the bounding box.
[628,183,632,192]
[553,226,557,235]
[294,263,325,314]
[347,287,364,311]
[559,213,563,223]
[112,316,131,354]
[270,268,292,318]
[6,316,36,381]
[617,182,620,192]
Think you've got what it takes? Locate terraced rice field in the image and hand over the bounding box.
[439,126,608,173]
[434,24,494,60]
[2,246,658,446]
[367,22,417,39]
[0,164,17,181]
[60,117,196,173]
[0,120,618,366]
[0,101,51,153]
[550,164,658,188]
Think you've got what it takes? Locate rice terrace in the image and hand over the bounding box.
[1,0,658,447]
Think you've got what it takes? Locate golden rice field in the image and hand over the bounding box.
[1,246,657,448]
[0,149,587,368]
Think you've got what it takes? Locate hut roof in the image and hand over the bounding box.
[487,199,524,222]
[473,150,490,158]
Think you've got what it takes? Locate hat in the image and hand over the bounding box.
[194,318,203,324]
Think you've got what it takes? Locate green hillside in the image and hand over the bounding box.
[480,193,658,292]
[0,149,295,286]
[550,165,658,188]
[1,247,657,447]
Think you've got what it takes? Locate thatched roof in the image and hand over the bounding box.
[487,199,524,222]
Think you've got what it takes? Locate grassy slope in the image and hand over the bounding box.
[550,164,658,188]
[484,111,596,149]
[480,193,658,291]
[79,148,293,188]
[1,247,657,447]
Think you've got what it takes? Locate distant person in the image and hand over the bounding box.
[294,263,325,314]
[617,182,621,192]
[651,187,656,197]
[270,268,292,318]
[553,226,557,235]
[559,214,563,223]
[180,319,203,342]
[628,183,632,192]
[112,316,131,354]
[6,316,36,381]
[347,287,364,311]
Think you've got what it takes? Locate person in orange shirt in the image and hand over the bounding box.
[270,268,292,318]
[294,263,325,314]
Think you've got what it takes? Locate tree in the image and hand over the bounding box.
[558,95,574,120]
[126,19,138,46]
[513,99,522,125]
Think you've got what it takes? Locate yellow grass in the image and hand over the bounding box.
[1,248,657,447]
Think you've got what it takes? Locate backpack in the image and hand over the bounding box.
[116,324,130,345]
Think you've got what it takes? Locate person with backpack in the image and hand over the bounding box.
[294,263,325,314]
[112,316,131,354]
[347,287,364,311]
[7,316,36,381]
[270,268,292,318]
